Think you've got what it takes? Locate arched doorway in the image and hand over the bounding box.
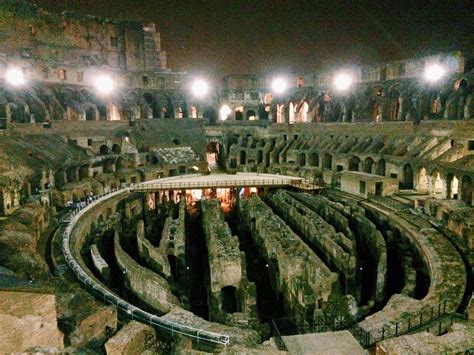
[289,102,295,124]
[246,110,256,120]
[143,93,159,118]
[389,84,401,121]
[300,101,309,122]
[206,142,223,170]
[203,107,217,124]
[298,153,306,167]
[240,150,246,165]
[235,109,243,121]
[112,144,121,154]
[276,104,285,123]
[85,107,96,121]
[461,176,472,206]
[99,145,109,155]
[323,153,332,170]
[309,152,319,167]
[401,164,414,189]
[349,156,361,171]
[257,150,263,164]
[221,286,238,313]
[364,157,374,174]
[417,167,429,192]
[376,159,386,176]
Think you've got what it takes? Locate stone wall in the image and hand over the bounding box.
[114,230,180,314]
[201,199,257,327]
[238,195,339,325]
[0,291,64,352]
[90,243,111,285]
[136,219,171,278]
[266,190,356,288]
[104,320,155,355]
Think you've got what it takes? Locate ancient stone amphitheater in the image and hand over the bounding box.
[0,1,473,354]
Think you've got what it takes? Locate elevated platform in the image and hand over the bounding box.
[129,173,320,192]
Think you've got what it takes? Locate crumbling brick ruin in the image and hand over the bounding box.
[0,0,472,353]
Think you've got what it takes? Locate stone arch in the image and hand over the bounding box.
[85,106,97,121]
[446,173,460,200]
[239,150,246,165]
[300,101,309,122]
[99,145,109,155]
[364,157,374,174]
[112,144,121,154]
[246,110,256,120]
[289,102,295,124]
[461,175,472,206]
[323,153,332,170]
[276,104,285,123]
[401,163,414,189]
[190,106,198,118]
[309,152,319,167]
[206,141,224,168]
[417,167,429,192]
[388,84,401,121]
[376,159,386,176]
[235,109,243,121]
[143,93,160,118]
[203,106,217,124]
[432,171,444,198]
[298,152,306,167]
[348,156,361,171]
[176,106,183,118]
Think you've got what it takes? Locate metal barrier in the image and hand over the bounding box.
[349,300,449,348]
[61,189,230,346]
[367,193,409,211]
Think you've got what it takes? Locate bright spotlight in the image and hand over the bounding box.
[333,73,353,91]
[220,104,232,120]
[424,64,445,83]
[272,78,287,94]
[5,68,26,87]
[191,79,209,98]
[94,75,114,95]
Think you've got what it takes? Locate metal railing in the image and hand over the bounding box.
[349,300,449,348]
[130,178,317,191]
[61,189,230,346]
[367,193,409,211]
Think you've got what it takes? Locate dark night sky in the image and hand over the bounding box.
[32,0,473,80]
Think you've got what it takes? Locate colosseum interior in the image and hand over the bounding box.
[0,1,473,354]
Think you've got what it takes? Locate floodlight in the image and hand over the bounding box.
[424,64,445,83]
[333,72,353,91]
[94,75,114,95]
[219,104,232,120]
[191,79,209,98]
[272,78,287,94]
[5,68,26,87]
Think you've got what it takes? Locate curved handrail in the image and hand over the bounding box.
[61,189,230,346]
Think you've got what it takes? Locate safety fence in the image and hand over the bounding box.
[61,188,230,346]
[368,193,410,211]
[349,300,449,348]
[271,300,452,349]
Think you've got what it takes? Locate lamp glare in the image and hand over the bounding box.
[192,79,209,98]
[272,78,287,94]
[6,68,26,87]
[95,75,114,95]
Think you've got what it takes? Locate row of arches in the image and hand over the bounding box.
[271,77,472,123]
